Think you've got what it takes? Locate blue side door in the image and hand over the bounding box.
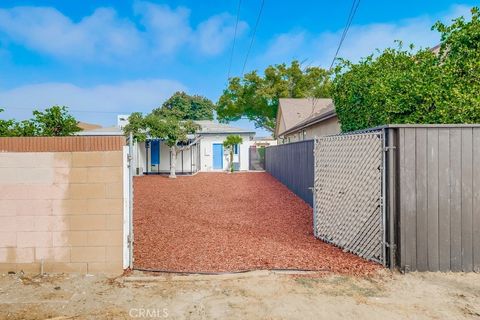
[212,143,223,169]
[150,140,160,165]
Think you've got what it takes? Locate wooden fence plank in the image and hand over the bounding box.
[473,128,480,272]
[427,128,439,271]
[450,128,462,271]
[415,128,428,271]
[438,129,451,271]
[461,128,473,271]
[404,128,417,270]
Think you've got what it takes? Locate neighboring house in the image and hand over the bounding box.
[78,118,255,174]
[77,121,102,131]
[251,136,277,147]
[77,125,123,136]
[275,98,341,143]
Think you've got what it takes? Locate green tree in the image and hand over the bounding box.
[332,7,480,132]
[10,119,38,136]
[153,91,215,120]
[33,106,81,136]
[0,109,16,137]
[0,106,80,136]
[223,135,243,173]
[217,60,332,132]
[124,112,199,178]
[144,114,199,178]
[123,112,147,142]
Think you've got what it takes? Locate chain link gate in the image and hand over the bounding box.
[313,130,386,265]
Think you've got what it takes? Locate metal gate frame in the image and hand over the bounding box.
[313,129,387,266]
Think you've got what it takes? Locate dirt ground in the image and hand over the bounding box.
[1,270,479,319]
[133,173,378,274]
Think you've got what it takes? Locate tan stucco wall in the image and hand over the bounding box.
[0,151,124,274]
[283,117,341,143]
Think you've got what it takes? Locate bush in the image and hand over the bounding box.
[332,7,480,132]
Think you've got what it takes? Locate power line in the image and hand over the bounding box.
[329,0,361,70]
[241,0,265,76]
[227,0,242,80]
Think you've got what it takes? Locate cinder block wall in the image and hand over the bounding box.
[0,136,125,274]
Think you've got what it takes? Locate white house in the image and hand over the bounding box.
[78,118,255,175]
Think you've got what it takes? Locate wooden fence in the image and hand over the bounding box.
[266,125,480,272]
[388,125,480,272]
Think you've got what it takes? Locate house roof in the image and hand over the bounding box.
[276,98,334,137]
[77,120,255,137]
[77,121,102,131]
[76,126,124,136]
[195,120,255,135]
[281,103,337,136]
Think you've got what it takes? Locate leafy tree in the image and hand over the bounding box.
[32,106,81,136]
[124,112,199,178]
[433,7,480,123]
[0,106,80,136]
[123,112,147,142]
[0,109,16,137]
[223,135,243,173]
[332,7,480,132]
[11,120,38,136]
[143,114,199,178]
[153,91,215,120]
[217,60,332,132]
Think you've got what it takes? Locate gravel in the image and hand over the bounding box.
[133,172,380,275]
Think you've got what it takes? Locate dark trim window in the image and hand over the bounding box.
[234,144,239,155]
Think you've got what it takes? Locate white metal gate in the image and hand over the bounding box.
[313,130,385,264]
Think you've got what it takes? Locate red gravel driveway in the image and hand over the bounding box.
[133,172,379,275]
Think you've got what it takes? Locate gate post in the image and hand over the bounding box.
[312,137,318,238]
[384,127,398,270]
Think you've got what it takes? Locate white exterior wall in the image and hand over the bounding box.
[133,141,196,174]
[199,134,252,172]
[132,133,253,174]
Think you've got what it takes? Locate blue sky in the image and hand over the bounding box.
[0,0,476,136]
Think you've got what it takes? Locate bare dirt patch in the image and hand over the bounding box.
[133,172,379,275]
[1,271,480,319]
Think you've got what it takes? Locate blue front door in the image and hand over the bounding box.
[212,143,223,169]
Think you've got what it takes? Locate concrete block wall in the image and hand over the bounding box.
[0,148,125,275]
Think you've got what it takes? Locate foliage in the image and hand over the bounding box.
[153,91,215,120]
[223,135,243,173]
[217,60,332,132]
[0,109,16,137]
[332,7,480,132]
[124,92,206,178]
[144,114,198,148]
[0,106,80,136]
[32,106,81,136]
[123,112,147,142]
[257,146,266,162]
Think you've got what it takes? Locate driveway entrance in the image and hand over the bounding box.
[133,172,378,274]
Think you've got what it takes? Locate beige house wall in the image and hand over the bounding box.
[0,151,124,274]
[282,116,341,143]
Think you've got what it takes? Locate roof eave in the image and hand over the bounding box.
[279,109,337,137]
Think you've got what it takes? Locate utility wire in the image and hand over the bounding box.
[227,0,243,80]
[329,0,361,70]
[241,0,265,76]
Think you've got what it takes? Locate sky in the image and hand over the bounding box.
[0,0,476,136]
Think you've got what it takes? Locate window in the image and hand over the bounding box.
[234,144,239,155]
